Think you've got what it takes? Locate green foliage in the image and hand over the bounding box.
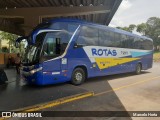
[0,31,19,53]
[0,31,18,43]
[129,24,136,32]
[116,24,136,33]
[145,17,160,49]
[137,23,147,35]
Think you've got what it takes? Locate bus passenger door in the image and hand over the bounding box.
[41,33,62,84]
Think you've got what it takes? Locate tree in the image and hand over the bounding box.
[145,17,160,50]
[128,24,136,32]
[116,24,136,33]
[116,26,130,32]
[0,31,19,53]
[136,23,147,36]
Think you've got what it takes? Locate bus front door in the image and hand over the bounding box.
[42,58,61,84]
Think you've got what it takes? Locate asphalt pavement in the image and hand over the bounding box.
[1,62,160,120]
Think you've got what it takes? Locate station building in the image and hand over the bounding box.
[0,0,122,67]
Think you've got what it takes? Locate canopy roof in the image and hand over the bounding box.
[0,0,122,36]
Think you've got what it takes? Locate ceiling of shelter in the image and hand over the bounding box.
[0,0,122,36]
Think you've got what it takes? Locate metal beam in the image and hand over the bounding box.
[0,19,24,35]
[23,16,40,36]
[0,6,110,18]
[105,0,122,25]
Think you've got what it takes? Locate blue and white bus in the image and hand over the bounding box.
[16,18,153,85]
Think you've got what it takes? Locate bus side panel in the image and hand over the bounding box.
[41,59,69,85]
[140,53,153,70]
[81,46,153,76]
[67,48,100,79]
[66,43,153,81]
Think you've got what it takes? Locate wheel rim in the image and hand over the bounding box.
[75,72,83,81]
[137,65,141,73]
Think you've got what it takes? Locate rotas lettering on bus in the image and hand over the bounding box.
[91,48,117,56]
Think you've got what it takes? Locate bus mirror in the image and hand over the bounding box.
[74,43,78,48]
[15,42,20,48]
[15,36,28,48]
[56,38,61,54]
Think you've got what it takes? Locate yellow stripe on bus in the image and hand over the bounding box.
[95,58,140,69]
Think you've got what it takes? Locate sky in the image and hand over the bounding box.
[109,0,160,27]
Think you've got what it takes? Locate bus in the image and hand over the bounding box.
[16,18,153,85]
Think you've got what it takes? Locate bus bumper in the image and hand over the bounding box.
[21,70,70,85]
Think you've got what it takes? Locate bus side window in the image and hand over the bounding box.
[144,39,153,50]
[114,32,121,47]
[133,37,143,49]
[120,35,134,48]
[99,30,113,47]
[75,26,98,48]
[43,37,56,56]
[120,34,128,48]
[139,38,145,49]
[128,36,134,48]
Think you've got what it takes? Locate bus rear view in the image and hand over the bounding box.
[16,18,153,85]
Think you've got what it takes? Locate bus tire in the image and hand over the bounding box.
[71,68,85,85]
[135,63,142,75]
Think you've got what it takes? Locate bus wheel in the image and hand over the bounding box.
[135,63,142,75]
[71,68,85,85]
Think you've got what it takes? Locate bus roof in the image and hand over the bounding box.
[47,18,152,41]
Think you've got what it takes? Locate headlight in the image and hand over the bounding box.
[30,67,42,74]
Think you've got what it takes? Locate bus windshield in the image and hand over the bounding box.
[23,33,45,65]
[25,45,39,63]
[23,22,79,65]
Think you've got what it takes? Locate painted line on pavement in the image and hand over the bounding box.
[0,91,94,120]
